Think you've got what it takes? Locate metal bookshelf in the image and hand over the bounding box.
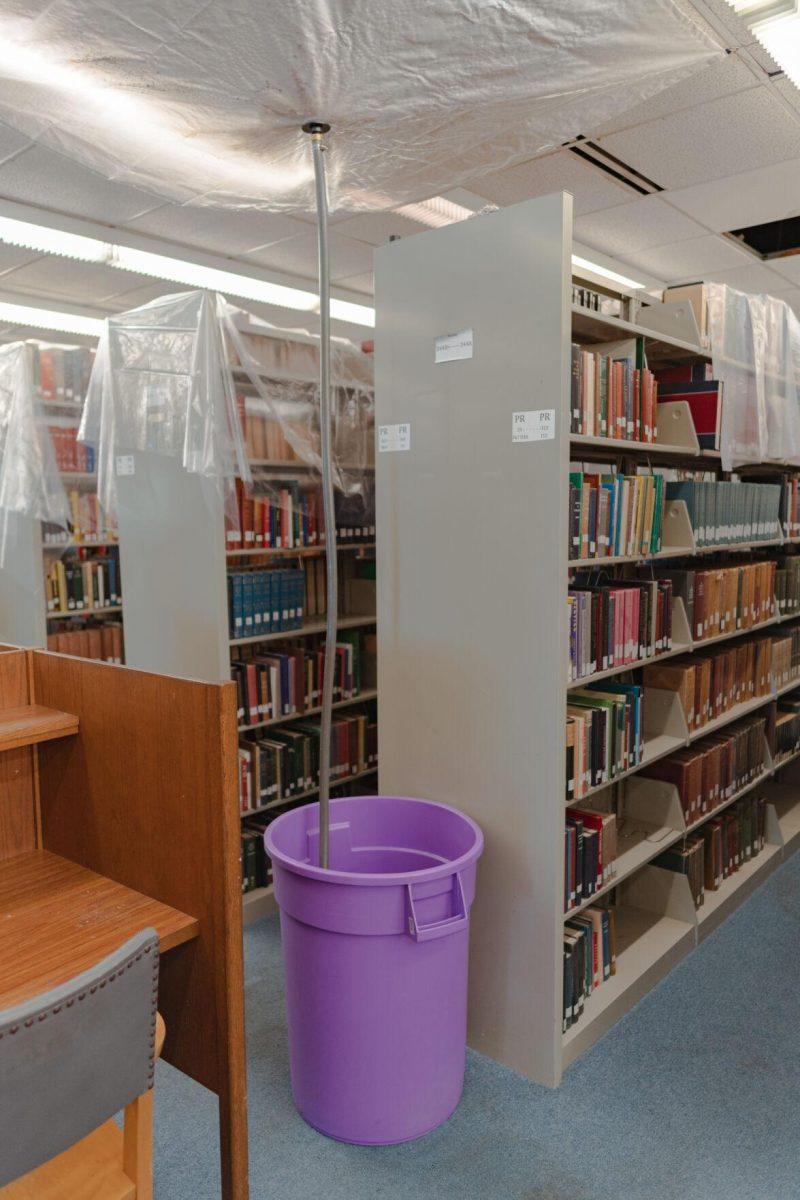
[374,192,800,1087]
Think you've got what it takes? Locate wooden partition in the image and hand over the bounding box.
[20,650,248,1200]
[0,647,38,858]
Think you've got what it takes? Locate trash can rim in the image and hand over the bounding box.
[265,794,484,887]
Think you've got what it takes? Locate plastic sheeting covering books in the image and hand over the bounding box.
[0,341,69,564]
[0,3,720,213]
[78,289,374,525]
[707,283,800,472]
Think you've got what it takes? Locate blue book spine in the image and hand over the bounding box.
[258,572,270,632]
[241,573,254,636]
[229,573,243,639]
[294,568,304,627]
[270,571,280,631]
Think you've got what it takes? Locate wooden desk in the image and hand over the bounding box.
[0,647,248,1200]
[0,850,199,1007]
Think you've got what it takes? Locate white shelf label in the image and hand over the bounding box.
[512,409,555,443]
[435,329,473,363]
[115,454,135,476]
[378,423,411,453]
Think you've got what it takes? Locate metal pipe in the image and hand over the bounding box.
[305,123,336,869]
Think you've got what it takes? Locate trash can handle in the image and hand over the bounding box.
[406,873,468,942]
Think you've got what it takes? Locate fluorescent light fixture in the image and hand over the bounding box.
[0,214,375,327]
[0,300,105,337]
[397,196,476,228]
[571,254,645,290]
[751,4,800,89]
[725,1,800,89]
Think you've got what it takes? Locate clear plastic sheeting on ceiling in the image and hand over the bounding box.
[79,289,374,525]
[0,340,69,563]
[707,284,800,473]
[0,1,721,213]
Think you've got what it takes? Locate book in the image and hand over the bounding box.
[46,619,124,663]
[570,343,656,443]
[639,714,767,822]
[563,906,616,1031]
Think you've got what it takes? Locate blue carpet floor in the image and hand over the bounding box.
[153,852,800,1199]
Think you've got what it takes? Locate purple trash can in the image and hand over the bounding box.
[265,794,484,1145]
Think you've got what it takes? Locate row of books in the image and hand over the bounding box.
[43,492,118,545]
[237,395,304,464]
[231,629,371,727]
[566,683,643,799]
[36,345,93,406]
[654,793,767,908]
[568,578,674,682]
[227,478,376,550]
[228,478,323,550]
[564,808,617,912]
[665,480,781,548]
[238,709,378,812]
[568,472,664,562]
[45,555,121,614]
[46,620,123,664]
[643,635,774,734]
[659,561,776,643]
[775,557,800,617]
[639,714,767,825]
[241,819,273,894]
[772,694,800,765]
[768,627,800,691]
[48,425,95,474]
[563,906,616,1032]
[228,568,305,640]
[570,345,658,443]
[571,284,622,318]
[781,476,800,539]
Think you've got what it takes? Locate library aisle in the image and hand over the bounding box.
[154,855,800,1200]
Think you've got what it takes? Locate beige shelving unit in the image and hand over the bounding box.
[111,322,378,925]
[374,192,800,1088]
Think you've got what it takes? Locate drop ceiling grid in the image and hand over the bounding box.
[467,149,632,214]
[595,86,800,192]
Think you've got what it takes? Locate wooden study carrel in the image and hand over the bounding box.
[0,645,249,1200]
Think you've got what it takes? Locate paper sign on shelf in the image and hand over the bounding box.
[115,454,135,476]
[378,423,411,453]
[512,409,555,443]
[435,329,473,363]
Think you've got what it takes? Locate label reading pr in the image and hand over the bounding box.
[378,423,411,453]
[115,454,135,476]
[512,409,555,444]
[435,328,473,364]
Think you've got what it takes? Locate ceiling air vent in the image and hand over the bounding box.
[727,214,800,260]
[566,136,663,196]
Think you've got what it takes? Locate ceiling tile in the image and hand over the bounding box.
[124,203,306,257]
[244,230,374,283]
[593,53,759,137]
[469,150,632,214]
[101,279,185,310]
[0,256,144,303]
[765,255,800,286]
[664,156,800,232]
[0,122,33,166]
[623,233,752,283]
[0,144,163,223]
[0,244,46,275]
[702,260,790,293]
[595,86,800,190]
[334,271,373,296]
[329,210,428,246]
[574,196,707,257]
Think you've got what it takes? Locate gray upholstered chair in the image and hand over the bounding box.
[0,927,162,1199]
